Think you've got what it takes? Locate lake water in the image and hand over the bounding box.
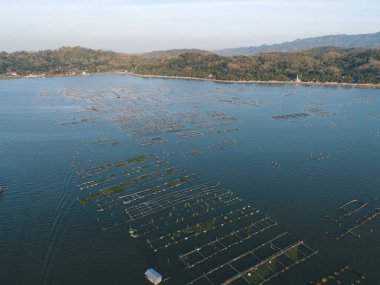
[0,74,379,285]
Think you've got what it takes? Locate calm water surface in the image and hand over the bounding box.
[0,74,379,285]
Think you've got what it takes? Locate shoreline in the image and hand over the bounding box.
[2,71,380,89]
[127,73,380,89]
[0,71,120,81]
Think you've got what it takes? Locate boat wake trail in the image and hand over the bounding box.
[40,159,75,285]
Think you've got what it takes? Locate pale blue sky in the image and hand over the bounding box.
[1,0,380,52]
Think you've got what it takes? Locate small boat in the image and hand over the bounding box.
[0,186,3,194]
[145,268,162,285]
[271,161,280,168]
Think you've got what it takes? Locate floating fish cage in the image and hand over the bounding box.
[304,108,331,117]
[76,152,318,284]
[188,232,317,285]
[313,266,376,285]
[46,80,380,284]
[94,172,198,214]
[138,136,166,146]
[147,205,258,252]
[272,113,309,120]
[179,217,277,268]
[77,163,179,205]
[76,154,158,179]
[182,149,202,157]
[92,138,121,146]
[57,86,242,165]
[325,197,380,239]
[310,152,329,161]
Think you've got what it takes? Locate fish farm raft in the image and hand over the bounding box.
[75,153,318,284]
[33,80,380,284]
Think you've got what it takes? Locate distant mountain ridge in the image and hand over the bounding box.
[141,49,211,58]
[214,32,380,56]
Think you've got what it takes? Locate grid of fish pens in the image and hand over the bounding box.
[76,154,159,179]
[56,86,241,155]
[187,232,317,285]
[313,266,376,285]
[93,166,191,208]
[147,205,259,252]
[112,183,242,232]
[272,113,309,120]
[325,197,380,239]
[179,217,277,268]
[117,110,239,152]
[75,153,318,284]
[128,184,242,237]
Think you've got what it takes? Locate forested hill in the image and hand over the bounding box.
[1,46,380,84]
[0,47,133,75]
[215,32,380,56]
[133,47,380,84]
[141,49,211,58]
[0,47,209,75]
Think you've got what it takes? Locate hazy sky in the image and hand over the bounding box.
[1,0,380,53]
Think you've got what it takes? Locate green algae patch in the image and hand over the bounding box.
[246,261,276,285]
[165,167,174,174]
[285,245,299,260]
[171,219,216,241]
[126,155,146,164]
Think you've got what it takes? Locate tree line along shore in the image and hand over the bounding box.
[1,46,380,86]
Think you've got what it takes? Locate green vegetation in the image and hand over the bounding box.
[180,176,190,183]
[246,261,277,285]
[78,165,179,205]
[245,246,301,284]
[78,176,143,205]
[165,167,174,174]
[0,47,132,75]
[78,155,153,178]
[2,46,380,84]
[285,245,299,260]
[245,272,263,285]
[126,155,146,164]
[166,175,191,187]
[134,47,380,84]
[166,180,178,187]
[171,219,216,241]
[78,192,102,205]
[141,48,211,58]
